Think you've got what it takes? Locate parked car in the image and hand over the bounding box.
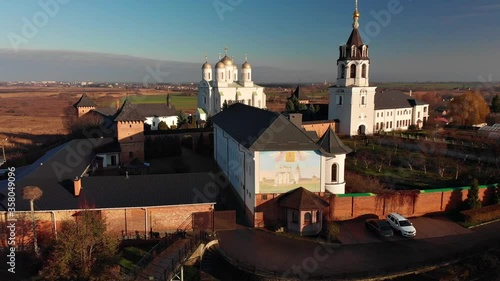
[365,219,394,238]
[386,213,416,237]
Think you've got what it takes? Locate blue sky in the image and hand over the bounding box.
[1,0,500,82]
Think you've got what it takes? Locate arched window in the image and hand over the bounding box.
[362,64,367,78]
[304,212,312,224]
[247,73,250,80]
[222,72,224,80]
[361,95,366,105]
[331,164,338,182]
[350,64,357,78]
[340,64,346,79]
[208,73,211,80]
[351,45,356,57]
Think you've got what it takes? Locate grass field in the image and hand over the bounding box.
[120,94,197,112]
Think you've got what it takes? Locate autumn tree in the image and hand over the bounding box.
[449,91,490,125]
[63,105,104,136]
[39,211,119,281]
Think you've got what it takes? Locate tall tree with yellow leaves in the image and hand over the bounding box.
[449,91,490,125]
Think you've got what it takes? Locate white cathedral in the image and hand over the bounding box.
[328,1,429,136]
[196,48,267,121]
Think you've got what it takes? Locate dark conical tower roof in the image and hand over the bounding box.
[114,99,144,121]
[73,93,97,108]
[318,126,352,155]
[346,28,363,47]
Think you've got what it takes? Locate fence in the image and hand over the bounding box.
[331,183,498,220]
[121,230,210,281]
[121,230,184,279]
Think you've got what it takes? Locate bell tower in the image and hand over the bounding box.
[328,0,377,136]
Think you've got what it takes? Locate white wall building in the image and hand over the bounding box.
[211,103,352,230]
[328,3,429,136]
[196,49,266,121]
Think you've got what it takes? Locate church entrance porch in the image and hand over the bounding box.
[278,187,329,236]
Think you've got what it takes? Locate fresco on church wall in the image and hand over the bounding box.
[259,151,321,193]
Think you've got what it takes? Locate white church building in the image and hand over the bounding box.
[196,48,267,121]
[211,103,352,234]
[328,2,429,136]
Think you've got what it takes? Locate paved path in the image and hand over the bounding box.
[217,219,500,279]
[135,238,191,281]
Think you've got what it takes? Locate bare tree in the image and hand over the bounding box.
[22,186,43,256]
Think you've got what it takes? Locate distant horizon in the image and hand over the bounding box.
[1,1,499,83]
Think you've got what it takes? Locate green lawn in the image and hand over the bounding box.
[121,94,197,112]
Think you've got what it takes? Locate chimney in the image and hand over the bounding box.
[288,113,303,128]
[409,90,412,96]
[116,99,120,110]
[74,177,82,196]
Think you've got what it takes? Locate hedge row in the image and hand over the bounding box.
[460,204,500,225]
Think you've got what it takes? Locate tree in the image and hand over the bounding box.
[285,99,295,112]
[158,121,169,130]
[449,91,490,125]
[491,94,500,113]
[39,211,120,281]
[22,186,43,256]
[465,178,482,210]
[176,110,189,128]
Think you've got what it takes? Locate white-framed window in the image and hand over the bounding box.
[351,45,356,57]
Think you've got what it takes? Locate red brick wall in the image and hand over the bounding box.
[1,204,213,243]
[329,187,493,220]
[77,106,96,118]
[253,187,495,225]
[117,120,145,162]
